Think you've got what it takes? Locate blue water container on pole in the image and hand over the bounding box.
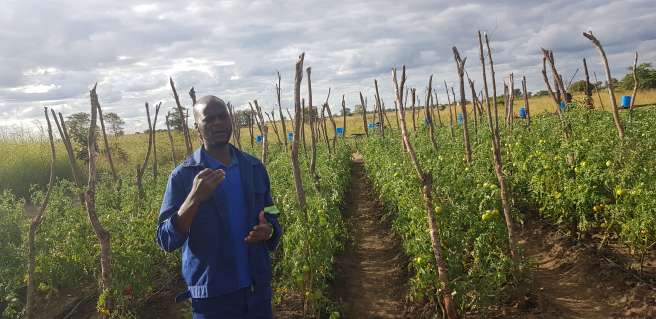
[287,132,294,141]
[336,127,344,137]
[256,135,263,143]
[519,107,527,119]
[621,96,631,108]
[559,101,566,111]
[367,123,375,129]
[457,112,463,125]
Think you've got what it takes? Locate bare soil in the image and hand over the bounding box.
[330,157,412,319]
[506,216,656,318]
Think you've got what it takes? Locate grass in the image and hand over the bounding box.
[2,89,655,199]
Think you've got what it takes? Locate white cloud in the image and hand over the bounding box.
[10,84,59,94]
[0,0,654,133]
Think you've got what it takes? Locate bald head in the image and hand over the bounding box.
[193,95,227,122]
[193,95,232,148]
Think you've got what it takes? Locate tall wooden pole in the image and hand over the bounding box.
[583,31,625,140]
[630,51,639,110]
[359,92,368,137]
[170,77,193,155]
[25,107,57,319]
[86,85,113,318]
[453,47,472,164]
[93,88,118,183]
[393,66,459,319]
[479,31,517,259]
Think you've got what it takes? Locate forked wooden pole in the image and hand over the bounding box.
[92,87,118,183]
[392,66,459,319]
[479,31,517,260]
[86,85,113,318]
[453,47,472,164]
[25,107,57,319]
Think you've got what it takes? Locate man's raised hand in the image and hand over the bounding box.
[245,211,273,243]
[190,168,225,204]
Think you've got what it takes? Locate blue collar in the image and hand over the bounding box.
[201,146,238,168]
[182,144,253,168]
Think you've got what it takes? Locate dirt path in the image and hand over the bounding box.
[331,156,410,319]
[516,217,656,318]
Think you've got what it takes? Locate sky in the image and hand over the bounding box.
[0,0,654,135]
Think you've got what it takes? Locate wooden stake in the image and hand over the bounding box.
[479,31,517,259]
[276,71,289,151]
[424,77,438,152]
[323,99,337,150]
[51,110,82,188]
[453,47,472,164]
[170,77,193,156]
[265,112,282,145]
[522,76,531,128]
[433,90,443,127]
[374,80,384,137]
[342,94,347,138]
[411,88,417,134]
[306,67,320,187]
[593,72,606,110]
[444,81,454,138]
[583,58,593,108]
[290,53,311,316]
[467,78,479,135]
[583,31,625,140]
[85,85,113,318]
[165,112,177,167]
[92,87,118,183]
[392,66,459,319]
[359,92,368,137]
[151,103,160,180]
[630,51,639,110]
[25,107,57,319]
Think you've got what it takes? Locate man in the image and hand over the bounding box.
[156,95,282,319]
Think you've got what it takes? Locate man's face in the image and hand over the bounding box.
[195,99,232,148]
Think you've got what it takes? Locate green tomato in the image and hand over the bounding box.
[605,160,612,167]
[615,187,625,197]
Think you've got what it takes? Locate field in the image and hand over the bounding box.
[2,64,656,318]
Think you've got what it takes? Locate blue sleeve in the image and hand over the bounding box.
[156,170,188,252]
[262,166,282,252]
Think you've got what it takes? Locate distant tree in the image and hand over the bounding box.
[513,88,522,97]
[103,112,125,136]
[340,107,352,116]
[620,63,656,90]
[534,90,550,97]
[569,80,589,92]
[233,109,253,128]
[65,112,98,161]
[303,106,319,122]
[167,106,190,132]
[353,104,365,114]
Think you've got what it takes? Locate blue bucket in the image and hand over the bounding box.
[621,95,631,108]
[457,112,463,125]
[367,123,375,129]
[287,132,293,141]
[256,135,263,143]
[519,107,527,119]
[559,101,566,111]
[336,127,344,136]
